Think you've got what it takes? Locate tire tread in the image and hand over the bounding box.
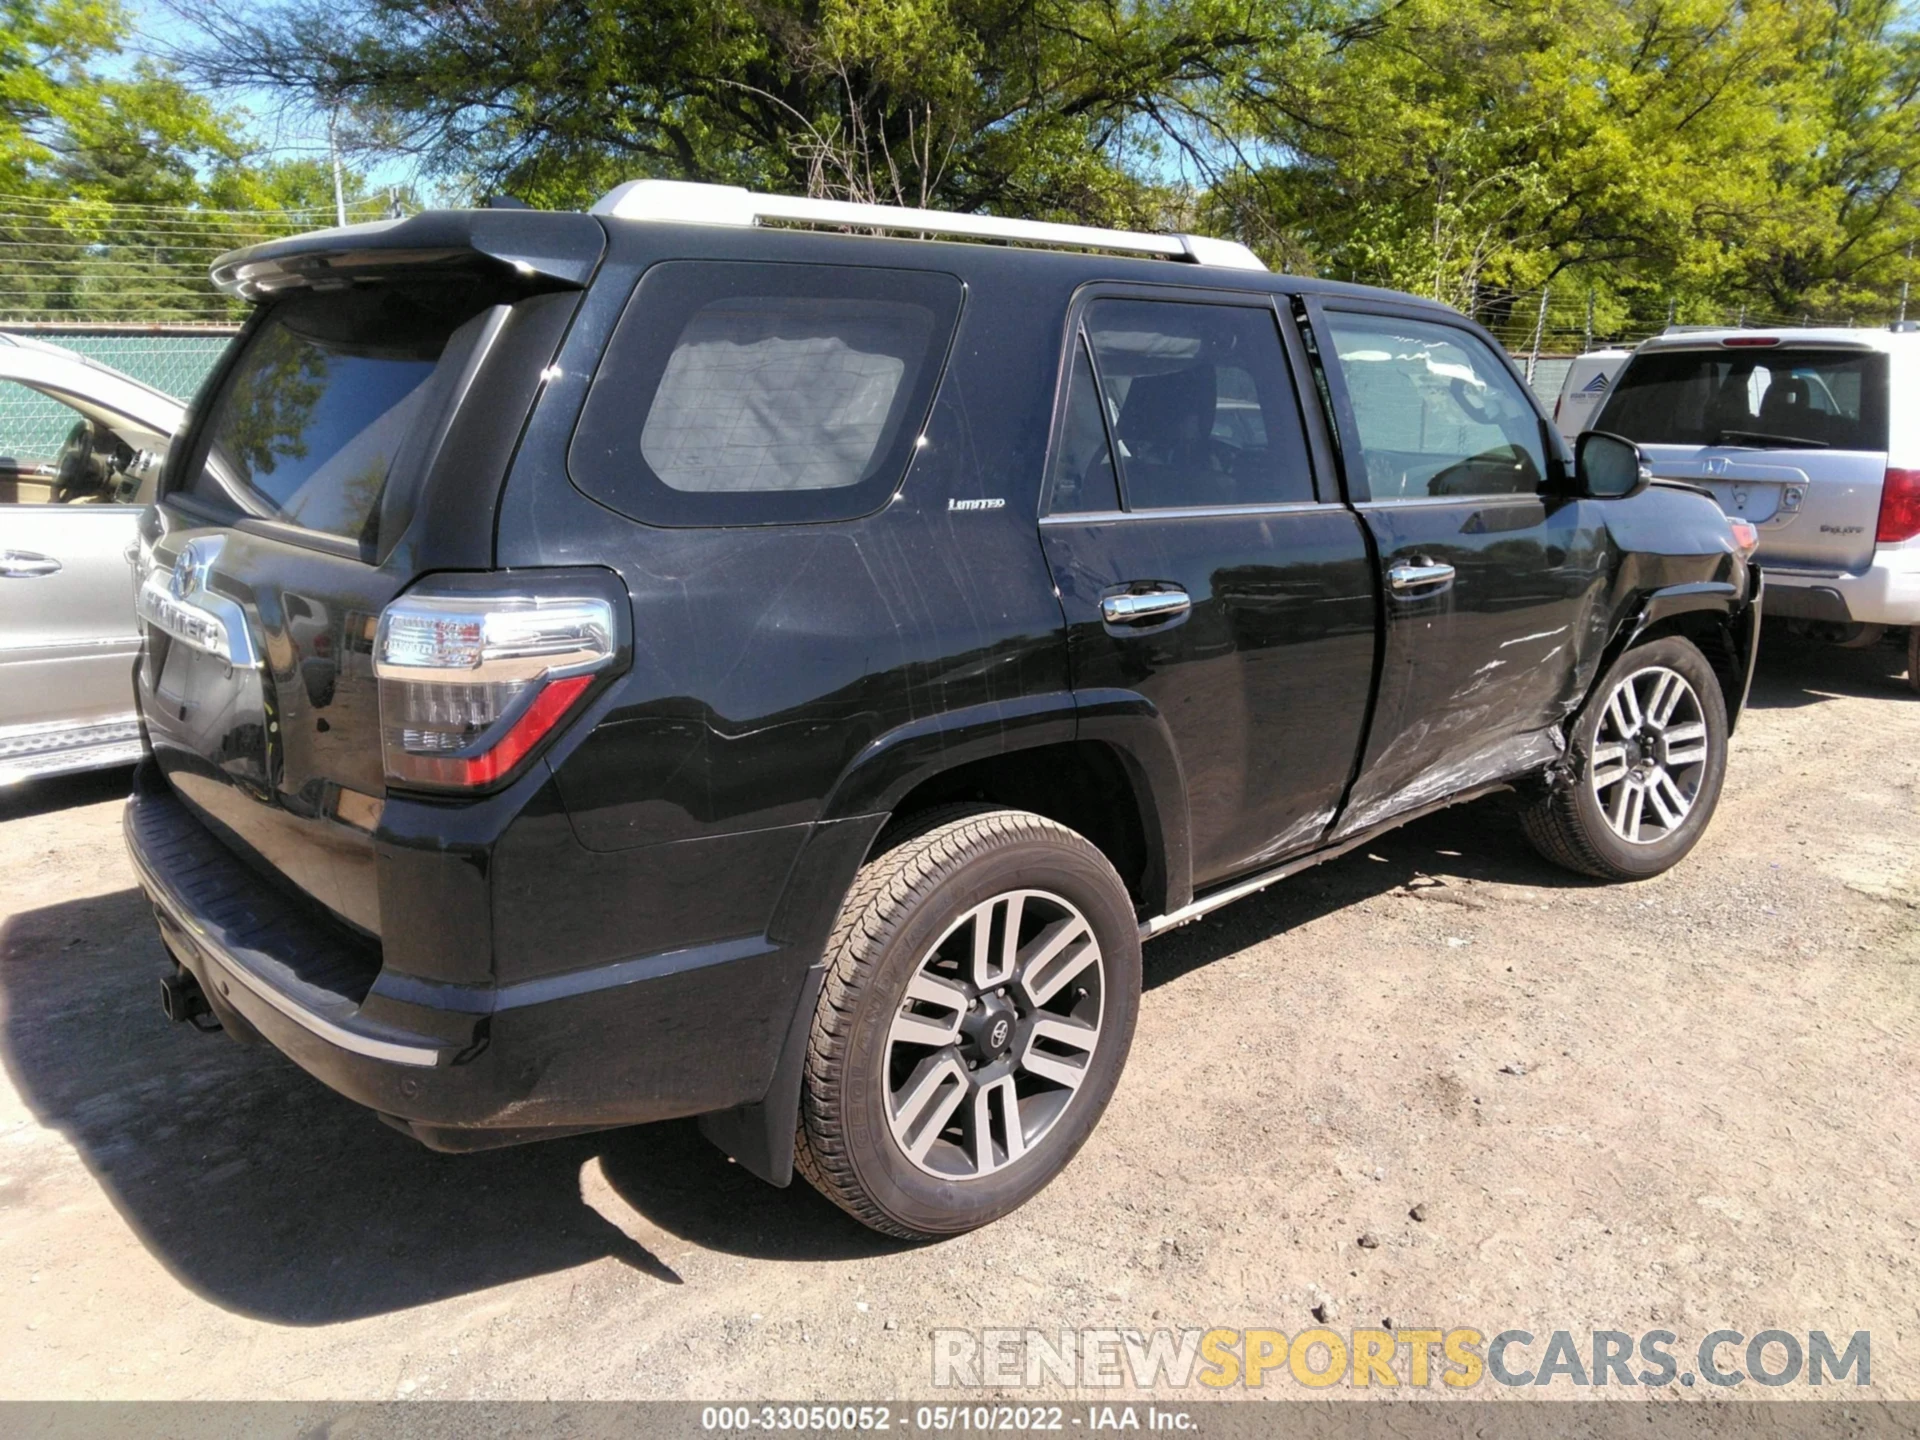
[794,806,1117,1238]
[1520,635,1727,882]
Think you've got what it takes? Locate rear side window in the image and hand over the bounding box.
[1082,298,1314,509]
[1047,337,1120,513]
[1599,348,1889,451]
[186,281,496,546]
[571,262,963,526]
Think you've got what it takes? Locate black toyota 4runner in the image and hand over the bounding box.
[126,183,1760,1238]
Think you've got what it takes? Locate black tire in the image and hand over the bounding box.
[1908,626,1920,696]
[1521,635,1730,881]
[794,807,1141,1239]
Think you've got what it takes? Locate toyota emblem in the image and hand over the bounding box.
[169,539,218,599]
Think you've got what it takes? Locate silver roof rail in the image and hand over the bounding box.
[590,179,1267,272]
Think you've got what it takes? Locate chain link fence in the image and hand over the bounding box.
[0,328,236,464]
[0,192,398,327]
[1468,283,1914,387]
[0,192,400,461]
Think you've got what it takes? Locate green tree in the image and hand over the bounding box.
[179,0,1334,225]
[0,1,403,321]
[1219,0,1920,332]
[173,0,1920,330]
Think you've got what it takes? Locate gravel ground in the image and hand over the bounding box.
[0,631,1914,1402]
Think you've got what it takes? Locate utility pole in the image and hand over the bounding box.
[1902,241,1913,323]
[1527,285,1551,384]
[1666,297,1676,328]
[328,108,348,228]
[1584,288,1594,352]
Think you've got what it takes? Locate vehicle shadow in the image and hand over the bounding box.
[0,764,136,822]
[1743,627,1914,710]
[1143,793,1596,992]
[0,885,901,1326]
[0,793,1595,1324]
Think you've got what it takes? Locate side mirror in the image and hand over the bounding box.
[1574,430,1652,499]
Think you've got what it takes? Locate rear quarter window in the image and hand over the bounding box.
[569,261,963,527]
[1598,347,1889,451]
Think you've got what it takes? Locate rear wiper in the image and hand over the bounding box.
[1712,430,1828,450]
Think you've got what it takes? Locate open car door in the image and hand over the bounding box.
[0,334,187,783]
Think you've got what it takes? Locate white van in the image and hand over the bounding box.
[1550,348,1630,441]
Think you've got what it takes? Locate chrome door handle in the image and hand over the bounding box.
[0,550,62,578]
[1387,561,1455,593]
[1101,589,1191,625]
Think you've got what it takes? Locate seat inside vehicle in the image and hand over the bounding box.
[1115,361,1233,509]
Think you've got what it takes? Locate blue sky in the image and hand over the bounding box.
[127,3,427,200]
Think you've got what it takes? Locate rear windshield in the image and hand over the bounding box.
[185,281,498,546]
[570,261,963,527]
[1598,347,1888,451]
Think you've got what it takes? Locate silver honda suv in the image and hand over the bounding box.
[1597,325,1920,689]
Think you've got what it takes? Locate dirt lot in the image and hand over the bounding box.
[0,633,1915,1402]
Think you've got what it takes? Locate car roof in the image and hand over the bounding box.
[1634,325,1920,355]
[212,205,1470,325]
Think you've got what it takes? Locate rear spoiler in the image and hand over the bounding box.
[210,209,606,301]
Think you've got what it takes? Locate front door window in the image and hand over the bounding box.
[1322,311,1547,501]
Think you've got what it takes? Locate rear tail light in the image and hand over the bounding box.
[1728,517,1760,557]
[1877,468,1920,544]
[374,591,617,790]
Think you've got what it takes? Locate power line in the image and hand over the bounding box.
[0,191,351,217]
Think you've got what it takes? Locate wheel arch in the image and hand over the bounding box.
[819,688,1192,916]
[1593,581,1759,732]
[701,691,1189,1189]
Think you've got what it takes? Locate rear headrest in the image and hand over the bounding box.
[1117,363,1217,460]
[1758,375,1812,426]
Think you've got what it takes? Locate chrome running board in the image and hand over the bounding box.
[0,714,144,785]
[1139,781,1514,940]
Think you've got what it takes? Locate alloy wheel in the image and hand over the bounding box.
[884,888,1105,1179]
[1588,664,1711,845]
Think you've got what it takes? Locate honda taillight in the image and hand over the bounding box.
[1877,468,1920,544]
[374,591,617,790]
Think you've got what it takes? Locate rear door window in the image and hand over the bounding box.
[570,261,963,526]
[185,281,498,547]
[1081,297,1314,510]
[1047,337,1121,513]
[1598,348,1888,451]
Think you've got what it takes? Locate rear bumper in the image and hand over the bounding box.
[1764,543,1920,626]
[125,762,819,1150]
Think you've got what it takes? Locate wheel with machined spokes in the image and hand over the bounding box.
[795,808,1140,1238]
[886,888,1106,1179]
[1522,636,1729,881]
[1587,664,1710,845]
